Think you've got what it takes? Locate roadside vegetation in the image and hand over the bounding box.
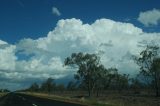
[17,44,160,106]
[0,89,10,98]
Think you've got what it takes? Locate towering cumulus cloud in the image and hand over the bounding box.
[0,18,160,90]
[0,40,16,71]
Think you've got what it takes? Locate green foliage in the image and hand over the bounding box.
[64,52,107,96]
[26,77,67,93]
[28,82,39,92]
[64,52,132,96]
[40,78,55,93]
[134,45,160,96]
[134,45,159,76]
[66,81,77,91]
[0,89,10,93]
[107,68,129,92]
[130,77,144,94]
[56,84,65,92]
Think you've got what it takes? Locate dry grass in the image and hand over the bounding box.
[21,92,160,106]
[21,92,113,106]
[97,94,160,106]
[0,93,7,98]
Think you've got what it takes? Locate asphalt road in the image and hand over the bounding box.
[0,93,85,106]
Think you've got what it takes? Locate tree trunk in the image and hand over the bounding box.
[155,79,159,97]
[88,89,91,97]
[154,74,159,97]
[96,89,99,97]
[88,78,91,97]
[88,70,92,97]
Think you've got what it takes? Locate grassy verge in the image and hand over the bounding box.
[21,92,113,106]
[20,92,160,106]
[0,93,7,98]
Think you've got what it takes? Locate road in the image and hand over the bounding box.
[0,93,85,106]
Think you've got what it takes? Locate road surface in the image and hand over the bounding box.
[0,93,85,106]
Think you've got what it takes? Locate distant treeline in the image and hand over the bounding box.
[0,89,10,93]
[24,45,160,97]
[24,74,144,96]
[24,78,65,93]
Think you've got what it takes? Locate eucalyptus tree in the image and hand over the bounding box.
[40,78,55,93]
[64,52,107,97]
[134,45,160,96]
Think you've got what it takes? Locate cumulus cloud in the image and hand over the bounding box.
[0,42,17,71]
[16,18,160,76]
[52,7,61,16]
[1,18,160,90]
[0,40,7,45]
[138,8,160,26]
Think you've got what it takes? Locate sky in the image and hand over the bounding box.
[0,0,160,90]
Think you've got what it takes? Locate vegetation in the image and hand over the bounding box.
[134,45,160,96]
[20,44,160,106]
[0,89,10,98]
[25,45,160,97]
[0,89,10,93]
[64,52,107,97]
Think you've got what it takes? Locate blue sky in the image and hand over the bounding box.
[0,0,160,90]
[0,0,160,43]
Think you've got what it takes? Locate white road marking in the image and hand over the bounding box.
[32,104,38,106]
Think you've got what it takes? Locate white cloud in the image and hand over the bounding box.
[0,43,17,71]
[1,18,160,90]
[0,40,7,45]
[52,7,61,16]
[17,18,160,75]
[138,8,160,26]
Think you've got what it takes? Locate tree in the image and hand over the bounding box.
[56,84,65,92]
[130,77,143,94]
[106,68,119,89]
[64,52,107,97]
[29,82,39,92]
[93,64,108,97]
[134,45,160,96]
[0,89,10,93]
[40,78,55,93]
[151,58,160,96]
[67,81,77,91]
[116,74,129,92]
[94,67,119,96]
[107,69,129,92]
